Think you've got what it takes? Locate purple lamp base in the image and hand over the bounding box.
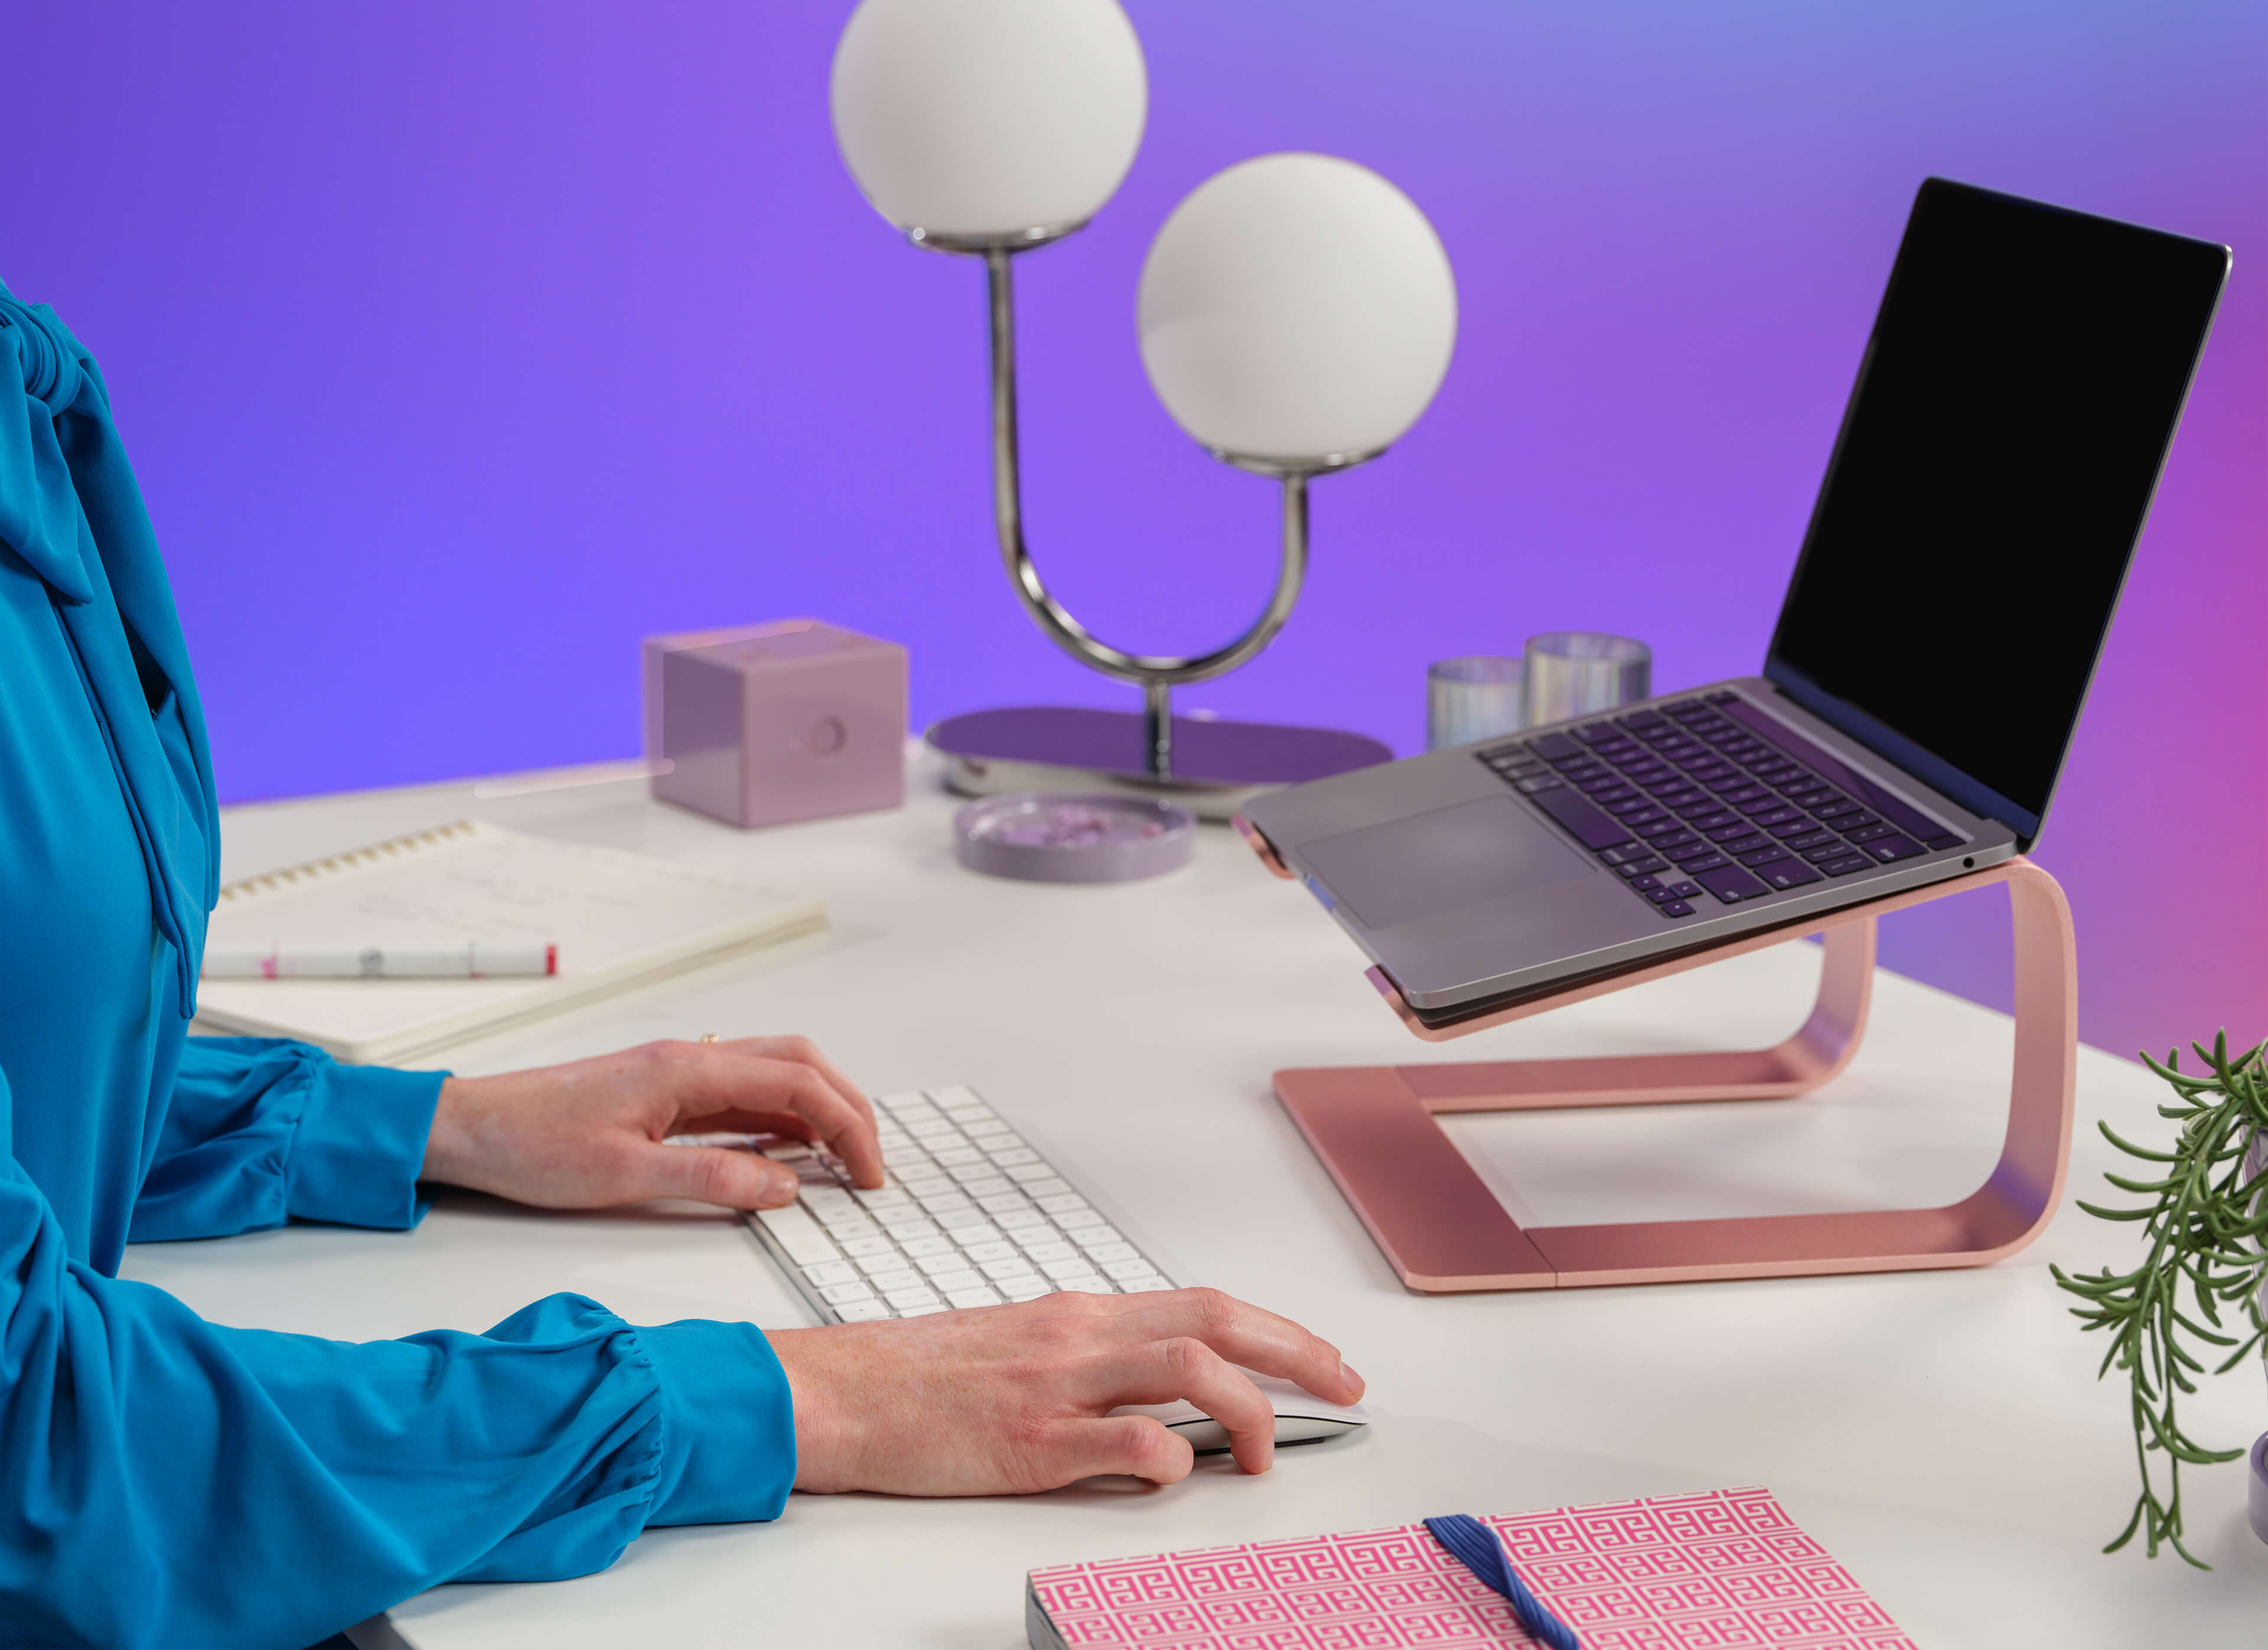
[926,706,1392,821]
[2251,1432,2268,1546]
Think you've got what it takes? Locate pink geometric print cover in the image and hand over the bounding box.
[1027,1488,1915,1649]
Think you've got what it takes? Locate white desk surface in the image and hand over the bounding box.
[126,754,2265,1646]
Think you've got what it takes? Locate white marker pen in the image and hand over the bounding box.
[201,942,558,979]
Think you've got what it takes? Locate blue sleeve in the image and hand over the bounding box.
[1,1106,795,1647]
[129,1037,446,1241]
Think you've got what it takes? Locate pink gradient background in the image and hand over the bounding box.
[6,2,2261,1059]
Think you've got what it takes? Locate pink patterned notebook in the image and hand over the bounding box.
[1025,1488,1916,1649]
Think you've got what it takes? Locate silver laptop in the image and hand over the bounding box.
[1241,179,2228,1028]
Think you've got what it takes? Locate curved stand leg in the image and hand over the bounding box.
[1273,858,2077,1291]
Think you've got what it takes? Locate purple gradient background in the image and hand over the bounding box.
[9,2,2263,1058]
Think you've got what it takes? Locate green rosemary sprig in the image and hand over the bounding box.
[2050,1032,2268,1567]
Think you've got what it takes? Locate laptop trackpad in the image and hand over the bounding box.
[1300,796,1596,929]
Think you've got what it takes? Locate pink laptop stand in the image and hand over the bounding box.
[1237,822,2078,1292]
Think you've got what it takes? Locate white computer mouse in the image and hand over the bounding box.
[1112,1372,1369,1455]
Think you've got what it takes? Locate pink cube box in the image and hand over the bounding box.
[644,620,907,829]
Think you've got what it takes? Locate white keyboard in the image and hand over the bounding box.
[746,1086,1179,1322]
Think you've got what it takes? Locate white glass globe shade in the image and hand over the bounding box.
[831,0,1146,241]
[1138,154,1456,465]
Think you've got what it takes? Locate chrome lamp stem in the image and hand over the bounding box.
[982,248,1321,780]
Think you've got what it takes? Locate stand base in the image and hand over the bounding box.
[1271,857,2078,1291]
[927,707,1392,821]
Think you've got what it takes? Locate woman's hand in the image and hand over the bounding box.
[768,1286,1365,1492]
[420,1036,881,1210]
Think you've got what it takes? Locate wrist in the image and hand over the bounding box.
[422,1074,496,1191]
[766,1327,866,1493]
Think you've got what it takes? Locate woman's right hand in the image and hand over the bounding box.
[765,1287,1364,1494]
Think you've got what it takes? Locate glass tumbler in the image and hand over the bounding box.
[1523,632,1651,727]
[1427,656,1527,751]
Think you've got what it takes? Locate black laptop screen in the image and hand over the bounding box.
[1765,179,2227,842]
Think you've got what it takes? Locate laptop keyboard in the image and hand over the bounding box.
[1478,691,1964,919]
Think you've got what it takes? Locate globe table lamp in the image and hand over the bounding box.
[832,0,1456,809]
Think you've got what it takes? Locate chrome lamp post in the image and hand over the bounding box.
[830,0,1456,807]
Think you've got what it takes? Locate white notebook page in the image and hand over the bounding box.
[193,820,826,1063]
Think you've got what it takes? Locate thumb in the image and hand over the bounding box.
[635,1142,799,1210]
[1055,1415,1195,1487]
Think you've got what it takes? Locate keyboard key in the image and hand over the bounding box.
[1924,833,1965,851]
[804,1260,861,1287]
[1100,1257,1155,1281]
[1575,720,1620,742]
[884,1287,942,1310]
[1784,828,1838,850]
[900,1235,954,1259]
[817,1281,874,1306]
[1718,832,1770,855]
[1703,822,1757,844]
[1619,805,1669,828]
[1798,841,1855,863]
[1748,804,1802,828]
[1527,732,1583,760]
[1054,1275,1112,1294]
[754,1208,843,1267]
[1000,1278,1052,1301]
[980,1257,1038,1282]
[1603,798,1656,818]
[1630,874,1663,893]
[1614,857,1670,876]
[1693,863,1769,903]
[1704,689,1740,704]
[1819,854,1872,876]
[946,1287,1003,1310]
[1514,774,1563,793]
[1667,881,1700,900]
[838,1233,895,1259]
[1021,1239,1078,1263]
[930,1145,983,1167]
[1645,886,1676,903]
[1041,1255,1095,1281]
[920,1191,977,1215]
[1070,1224,1125,1248]
[994,1206,1049,1229]
[1050,1207,1106,1229]
[1659,900,1695,917]
[976,1192,1031,1215]
[1081,1241,1140,1264]
[960,1176,1015,1199]
[836,1298,892,1322]
[1735,845,1791,868]
[916,1251,971,1277]
[1720,785,1771,808]
[928,1269,987,1295]
[1823,808,1877,829]
[1021,1177,1072,1200]
[1680,851,1729,873]
[1759,861,1823,890]
[1843,821,1898,844]
[1528,785,1637,851]
[1862,833,1925,863]
[1765,817,1824,839]
[867,1268,924,1293]
[1036,1193,1091,1215]
[934,1207,993,1230]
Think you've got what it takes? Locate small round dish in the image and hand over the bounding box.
[953,792,1197,884]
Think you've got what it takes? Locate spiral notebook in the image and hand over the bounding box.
[192,820,826,1064]
[1025,1488,1915,1650]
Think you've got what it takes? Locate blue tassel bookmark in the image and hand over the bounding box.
[1423,1514,1581,1650]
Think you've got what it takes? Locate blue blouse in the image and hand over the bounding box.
[0,287,794,1649]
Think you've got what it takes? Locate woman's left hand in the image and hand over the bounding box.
[418,1036,880,1211]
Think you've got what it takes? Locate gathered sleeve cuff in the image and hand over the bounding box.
[638,1317,797,1526]
[131,1036,443,1242]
